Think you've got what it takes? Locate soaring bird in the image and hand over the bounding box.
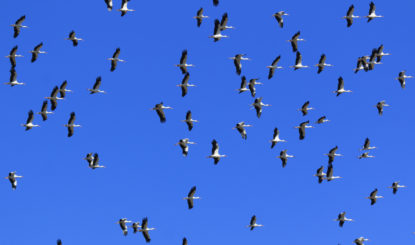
[247,215,263,230]
[108,48,125,72]
[358,152,375,159]
[233,122,252,140]
[314,166,326,183]
[365,2,383,22]
[376,44,390,62]
[208,19,229,42]
[118,0,135,16]
[4,68,24,86]
[90,153,105,169]
[396,70,413,89]
[343,5,360,27]
[298,101,314,116]
[64,112,81,137]
[251,97,271,118]
[325,146,343,164]
[207,139,226,164]
[117,218,132,236]
[277,149,294,168]
[176,138,196,156]
[316,116,330,124]
[30,43,46,63]
[266,55,282,79]
[270,128,287,148]
[335,212,354,227]
[37,100,53,121]
[295,121,313,140]
[183,186,200,209]
[194,8,208,27]
[361,138,376,151]
[272,11,288,28]
[88,76,106,94]
[230,54,250,75]
[176,50,195,74]
[182,110,198,131]
[375,100,389,115]
[177,72,196,97]
[83,153,94,166]
[248,78,262,97]
[45,86,64,111]
[367,188,383,205]
[288,31,305,52]
[354,237,370,245]
[21,110,39,131]
[131,222,141,233]
[59,80,72,98]
[65,31,83,47]
[5,172,23,190]
[11,15,28,38]
[368,48,381,70]
[139,217,155,243]
[334,77,352,96]
[151,102,173,123]
[315,54,332,74]
[237,76,249,93]
[324,164,342,181]
[104,0,113,11]
[6,46,23,68]
[290,51,308,70]
[388,181,406,194]
[354,57,369,73]
[219,13,235,31]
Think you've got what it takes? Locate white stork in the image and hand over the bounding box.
[207,139,226,165]
[64,112,81,137]
[270,127,287,148]
[151,102,172,123]
[21,110,39,131]
[5,171,23,190]
[11,15,28,38]
[183,186,200,209]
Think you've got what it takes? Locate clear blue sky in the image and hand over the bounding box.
[1,0,414,244]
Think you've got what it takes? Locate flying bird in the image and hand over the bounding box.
[388,181,406,194]
[290,51,309,70]
[177,72,196,97]
[194,8,208,27]
[233,122,252,140]
[104,0,113,11]
[90,153,105,169]
[118,0,135,16]
[266,55,282,79]
[247,215,263,230]
[83,153,94,166]
[21,110,39,131]
[272,11,288,28]
[182,110,198,131]
[6,46,23,68]
[251,97,271,118]
[117,218,132,236]
[315,54,332,73]
[335,212,354,227]
[376,44,390,62]
[361,138,376,151]
[298,101,314,116]
[5,172,23,190]
[208,19,229,42]
[314,166,326,183]
[37,101,53,121]
[358,152,375,159]
[65,31,83,47]
[270,128,287,148]
[30,43,46,63]
[176,138,196,157]
[59,80,72,98]
[334,77,352,96]
[324,164,342,181]
[277,149,294,168]
[4,68,24,86]
[354,57,369,73]
[237,76,249,93]
[219,13,235,31]
[375,100,389,115]
[230,54,250,75]
[207,139,226,165]
[365,2,383,22]
[343,5,360,27]
[132,222,141,233]
[366,188,383,205]
[316,116,330,124]
[11,15,28,38]
[138,217,155,243]
[396,70,413,89]
[295,121,314,140]
[287,31,305,52]
[64,112,81,137]
[248,78,262,97]
[88,76,106,94]
[325,146,343,164]
[176,50,195,74]
[183,186,200,209]
[45,86,64,111]
[151,102,173,123]
[354,237,370,245]
[108,48,125,72]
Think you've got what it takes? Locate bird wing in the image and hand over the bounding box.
[329,146,338,155]
[10,68,17,82]
[274,14,283,28]
[51,86,59,98]
[180,50,188,65]
[213,19,220,35]
[16,15,26,25]
[234,59,242,75]
[326,164,333,178]
[364,138,370,149]
[113,48,120,59]
[93,77,102,90]
[346,18,353,27]
[68,112,76,124]
[338,77,344,90]
[250,215,256,226]
[69,31,75,39]
[41,100,48,112]
[142,231,151,243]
[369,2,375,14]
[186,110,192,121]
[240,76,247,90]
[182,72,190,85]
[197,18,202,27]
[273,128,279,139]
[295,51,302,65]
[187,199,194,209]
[105,0,113,10]
[31,52,38,63]
[370,189,378,198]
[211,140,219,154]
[156,108,166,123]
[142,217,148,229]
[271,55,281,66]
[34,42,43,51]
[318,54,326,64]
[111,59,117,72]
[347,5,354,16]
[68,127,74,137]
[183,238,188,245]
[27,110,34,124]
[220,13,228,30]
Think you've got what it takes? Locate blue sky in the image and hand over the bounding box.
[1,0,414,244]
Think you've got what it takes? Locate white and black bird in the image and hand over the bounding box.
[90,153,105,169]
[177,72,196,97]
[354,237,370,245]
[30,43,46,63]
[343,5,360,27]
[277,149,294,168]
[368,48,382,70]
[117,218,132,236]
[334,77,352,96]
[88,76,106,94]
[59,80,72,98]
[298,101,314,116]
[230,54,250,75]
[5,68,24,86]
[365,2,383,22]
[64,112,81,137]
[376,44,390,62]
[5,172,23,190]
[325,146,343,164]
[388,181,406,194]
[21,110,39,131]
[139,217,155,243]
[251,97,271,118]
[45,86,63,111]
[11,15,28,38]
[37,100,53,121]
[367,188,383,205]
[314,166,326,184]
[237,76,249,93]
[288,31,305,52]
[131,222,141,233]
[295,121,314,140]
[108,48,125,72]
[118,0,135,16]
[315,54,332,74]
[324,164,342,181]
[219,13,235,31]
[248,78,262,97]
[396,70,413,89]
[83,153,94,166]
[182,110,198,131]
[194,8,208,27]
[6,46,23,68]
[65,31,83,47]
[316,116,330,124]
[208,19,229,42]
[183,186,200,209]
[354,57,369,73]
[233,122,252,140]
[176,50,195,74]
[207,139,226,165]
[267,55,282,79]
[272,11,288,28]
[247,215,263,230]
[361,138,376,151]
[290,51,308,70]
[358,152,375,159]
[270,127,287,148]
[151,102,173,123]
[104,0,113,11]
[376,100,389,115]
[335,212,354,227]
[176,138,196,157]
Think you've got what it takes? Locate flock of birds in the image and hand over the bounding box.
[4,0,415,244]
